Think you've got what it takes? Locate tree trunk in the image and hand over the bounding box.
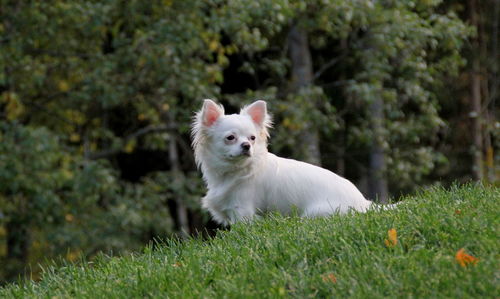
[5,220,30,265]
[336,38,349,177]
[469,0,483,180]
[336,134,345,176]
[368,97,389,203]
[288,23,322,166]
[167,116,190,238]
[484,0,498,183]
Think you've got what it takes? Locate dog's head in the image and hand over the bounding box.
[191,99,272,169]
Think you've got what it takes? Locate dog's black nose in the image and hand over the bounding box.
[241,142,250,151]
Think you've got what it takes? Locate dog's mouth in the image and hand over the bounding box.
[228,151,251,159]
[241,150,251,157]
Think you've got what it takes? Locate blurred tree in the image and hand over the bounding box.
[466,0,498,182]
[0,124,65,275]
[0,0,291,281]
[221,0,471,201]
[287,22,322,165]
[0,122,117,279]
[469,0,483,180]
[342,1,471,200]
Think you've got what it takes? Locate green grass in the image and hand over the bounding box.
[1,184,499,298]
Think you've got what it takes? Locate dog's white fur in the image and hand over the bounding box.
[191,99,373,226]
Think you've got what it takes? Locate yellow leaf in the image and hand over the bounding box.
[172,262,182,267]
[58,80,70,92]
[283,117,292,128]
[455,248,478,267]
[61,169,74,180]
[70,133,80,142]
[209,40,219,52]
[225,44,238,55]
[124,140,136,153]
[66,250,81,262]
[384,228,398,248]
[2,92,24,120]
[217,53,229,66]
[65,214,74,222]
[65,109,86,125]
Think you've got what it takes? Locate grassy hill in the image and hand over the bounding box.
[1,184,498,298]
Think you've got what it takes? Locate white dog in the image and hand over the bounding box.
[191,99,373,226]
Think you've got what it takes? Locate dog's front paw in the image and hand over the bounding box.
[207,209,232,227]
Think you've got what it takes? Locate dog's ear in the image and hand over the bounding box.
[201,99,224,127]
[241,100,268,127]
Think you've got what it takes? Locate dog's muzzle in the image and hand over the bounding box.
[240,142,251,156]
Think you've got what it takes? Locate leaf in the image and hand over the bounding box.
[384,228,398,248]
[70,133,81,142]
[65,214,74,222]
[321,273,337,283]
[172,262,182,268]
[2,92,24,121]
[65,250,81,262]
[124,140,136,153]
[455,248,478,267]
[209,40,219,52]
[58,80,70,92]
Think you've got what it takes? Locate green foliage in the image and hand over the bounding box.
[0,122,179,281]
[215,0,472,190]
[0,122,74,225]
[341,1,471,190]
[0,122,112,279]
[1,184,498,297]
[1,0,471,187]
[0,0,477,284]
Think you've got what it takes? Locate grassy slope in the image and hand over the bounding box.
[1,184,499,298]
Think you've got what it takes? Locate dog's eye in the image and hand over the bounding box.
[250,135,256,141]
[226,135,235,141]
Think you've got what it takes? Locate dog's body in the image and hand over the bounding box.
[192,99,373,226]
